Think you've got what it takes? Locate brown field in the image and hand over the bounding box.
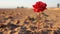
[0,8,60,34]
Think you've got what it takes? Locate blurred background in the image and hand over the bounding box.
[0,0,60,8]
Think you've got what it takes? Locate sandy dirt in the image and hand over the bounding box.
[0,8,60,34]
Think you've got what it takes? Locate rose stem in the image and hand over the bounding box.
[37,13,41,32]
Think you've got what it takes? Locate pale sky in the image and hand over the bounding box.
[0,0,60,8]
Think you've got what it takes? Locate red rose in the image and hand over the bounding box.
[33,1,47,12]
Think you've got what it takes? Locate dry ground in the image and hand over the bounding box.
[0,8,60,34]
